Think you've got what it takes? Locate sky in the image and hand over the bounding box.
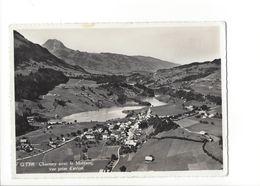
[17,24,222,64]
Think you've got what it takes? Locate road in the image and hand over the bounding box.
[111,146,121,171]
[17,137,77,161]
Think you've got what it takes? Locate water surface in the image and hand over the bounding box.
[62,97,166,123]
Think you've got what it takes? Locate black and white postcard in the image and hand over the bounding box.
[12,23,227,177]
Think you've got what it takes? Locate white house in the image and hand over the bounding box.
[198,110,207,115]
[102,134,108,140]
[85,135,95,139]
[47,119,62,125]
[110,133,119,140]
[199,131,208,135]
[97,128,103,133]
[20,138,28,144]
[145,155,154,162]
[26,116,35,123]
[125,140,137,147]
[108,125,114,130]
[185,105,194,111]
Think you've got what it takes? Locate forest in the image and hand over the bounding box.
[15,68,69,101]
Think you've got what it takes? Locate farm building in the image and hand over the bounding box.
[185,105,194,111]
[145,155,154,162]
[18,138,33,152]
[20,138,29,144]
[26,116,35,123]
[110,134,119,140]
[199,131,208,135]
[125,140,137,147]
[102,134,108,140]
[47,119,62,125]
[85,135,95,139]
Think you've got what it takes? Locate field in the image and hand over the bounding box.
[16,121,106,160]
[114,136,222,172]
[175,118,199,128]
[150,103,186,116]
[133,103,186,116]
[16,138,113,173]
[187,118,222,137]
[16,99,223,173]
[114,113,223,172]
[16,119,122,173]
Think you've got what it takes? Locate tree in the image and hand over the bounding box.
[81,86,85,91]
[201,105,209,111]
[77,130,82,135]
[117,94,127,104]
[49,137,53,141]
[60,134,64,138]
[16,139,21,147]
[113,125,119,130]
[71,132,77,137]
[67,133,70,138]
[119,165,127,172]
[111,154,117,161]
[139,120,148,129]
[82,148,88,153]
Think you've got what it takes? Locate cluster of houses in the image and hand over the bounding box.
[48,137,66,148]
[184,104,220,119]
[40,108,151,152]
[26,114,68,126]
[107,108,152,147]
[71,108,153,149]
[42,92,60,99]
[26,116,35,125]
[16,138,34,152]
[197,110,215,119]
[47,119,67,125]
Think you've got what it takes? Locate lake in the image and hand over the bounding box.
[62,97,167,122]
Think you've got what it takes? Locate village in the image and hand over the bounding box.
[16,102,222,172]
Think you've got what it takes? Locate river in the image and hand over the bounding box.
[62,97,167,123]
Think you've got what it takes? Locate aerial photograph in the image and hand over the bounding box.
[14,23,225,174]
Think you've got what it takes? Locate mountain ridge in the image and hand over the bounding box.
[43,39,178,74]
[14,31,88,76]
[128,58,222,97]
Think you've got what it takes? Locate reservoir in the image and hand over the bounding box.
[62,97,166,123]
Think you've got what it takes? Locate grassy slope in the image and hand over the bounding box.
[130,59,222,97]
[114,105,223,172]
[114,124,223,172]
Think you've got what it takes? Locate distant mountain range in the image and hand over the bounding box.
[43,39,178,74]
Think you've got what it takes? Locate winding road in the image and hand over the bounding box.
[111,146,121,171]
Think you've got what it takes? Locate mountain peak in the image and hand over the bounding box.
[14,30,25,39]
[43,39,66,50]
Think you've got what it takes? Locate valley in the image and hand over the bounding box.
[14,30,223,173]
